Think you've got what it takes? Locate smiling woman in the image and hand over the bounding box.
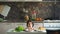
[25,20,35,32]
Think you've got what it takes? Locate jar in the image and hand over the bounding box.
[25,15,29,21]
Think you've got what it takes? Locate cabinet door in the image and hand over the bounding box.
[0,23,14,34]
[0,23,26,33]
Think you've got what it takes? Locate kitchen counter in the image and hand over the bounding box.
[0,23,45,34]
[0,20,43,23]
[7,29,46,34]
[7,32,46,34]
[0,20,60,34]
[0,20,25,23]
[1,20,60,23]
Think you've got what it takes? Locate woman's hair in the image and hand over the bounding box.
[26,20,34,27]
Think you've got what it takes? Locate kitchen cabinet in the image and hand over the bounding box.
[0,23,26,34]
[0,23,12,34]
[46,30,60,34]
[0,23,25,34]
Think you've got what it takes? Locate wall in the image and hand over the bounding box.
[0,2,60,21]
[54,2,60,20]
[0,2,55,21]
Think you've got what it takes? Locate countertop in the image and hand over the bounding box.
[7,29,46,34]
[7,32,46,34]
[0,20,43,23]
[1,20,60,23]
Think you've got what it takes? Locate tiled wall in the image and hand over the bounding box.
[0,2,60,21]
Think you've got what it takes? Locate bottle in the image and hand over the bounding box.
[32,10,36,21]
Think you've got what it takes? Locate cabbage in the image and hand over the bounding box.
[15,26,25,32]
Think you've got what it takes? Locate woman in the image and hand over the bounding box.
[25,20,35,32]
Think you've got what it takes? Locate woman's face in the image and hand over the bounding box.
[28,22,33,27]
